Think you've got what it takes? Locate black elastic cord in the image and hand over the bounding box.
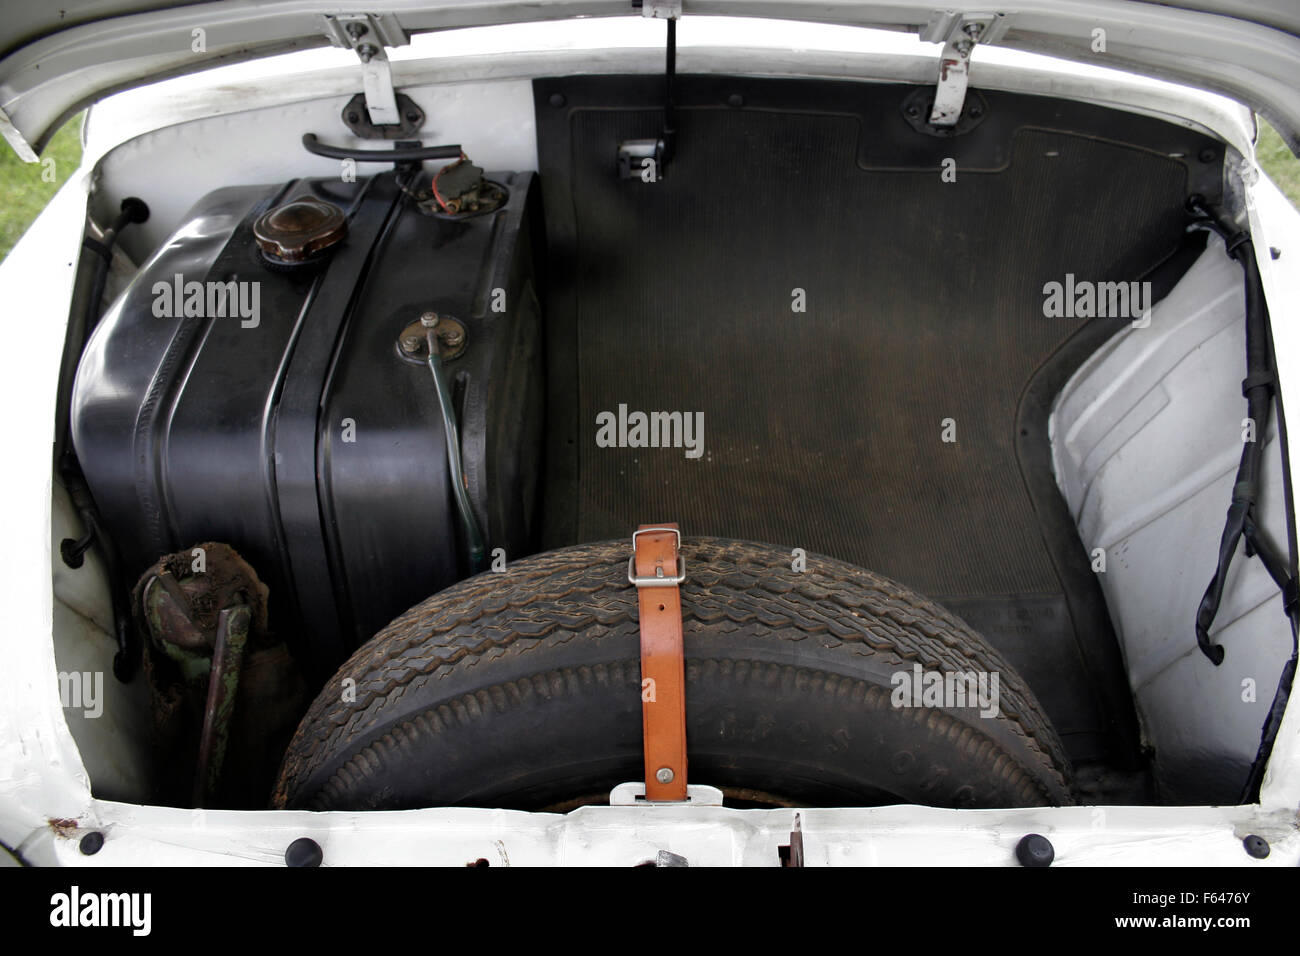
[1191,199,1277,665]
[301,133,461,163]
[61,197,148,681]
[1185,199,1299,801]
[662,17,677,165]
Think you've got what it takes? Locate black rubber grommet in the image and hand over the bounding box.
[119,197,150,225]
[285,837,323,868]
[1243,834,1270,859]
[78,831,105,856]
[59,538,86,569]
[1015,833,1055,867]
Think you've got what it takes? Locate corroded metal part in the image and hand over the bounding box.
[253,196,347,263]
[193,605,251,807]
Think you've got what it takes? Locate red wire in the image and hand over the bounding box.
[431,152,469,212]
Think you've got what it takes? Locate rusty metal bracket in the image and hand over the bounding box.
[778,813,805,866]
[341,92,424,140]
[193,604,251,807]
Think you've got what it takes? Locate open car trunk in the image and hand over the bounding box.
[44,56,1296,819]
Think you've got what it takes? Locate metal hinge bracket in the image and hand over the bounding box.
[637,0,681,19]
[319,14,411,128]
[920,13,1007,127]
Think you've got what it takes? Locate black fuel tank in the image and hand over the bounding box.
[71,171,544,673]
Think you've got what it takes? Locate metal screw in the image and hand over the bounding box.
[727,93,744,108]
[656,767,674,784]
[963,22,983,41]
[405,110,421,124]
[399,332,424,354]
[420,312,439,329]
[346,111,360,124]
[440,327,464,348]
[357,43,377,63]
[345,22,369,41]
[549,93,566,108]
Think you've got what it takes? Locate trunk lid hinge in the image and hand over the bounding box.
[320,14,410,129]
[919,13,1008,127]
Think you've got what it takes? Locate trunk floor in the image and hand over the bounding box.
[534,77,1205,768]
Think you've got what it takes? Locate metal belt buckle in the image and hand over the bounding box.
[627,526,687,587]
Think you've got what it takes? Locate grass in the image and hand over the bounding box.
[1256,120,1300,207]
[0,113,83,261]
[0,110,1297,264]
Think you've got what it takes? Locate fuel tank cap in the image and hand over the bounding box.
[253,196,347,266]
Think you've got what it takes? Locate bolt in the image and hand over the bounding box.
[78,831,105,856]
[963,22,983,41]
[549,93,566,108]
[727,93,744,108]
[285,837,323,868]
[906,105,919,118]
[346,111,360,124]
[405,110,421,124]
[345,22,369,41]
[357,43,377,63]
[656,767,674,784]
[440,327,465,348]
[420,311,439,329]
[399,332,423,354]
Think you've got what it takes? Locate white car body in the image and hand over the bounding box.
[2,9,1299,866]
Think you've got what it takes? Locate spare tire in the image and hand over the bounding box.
[274,538,1072,810]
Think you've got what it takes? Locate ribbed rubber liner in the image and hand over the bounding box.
[534,77,1198,770]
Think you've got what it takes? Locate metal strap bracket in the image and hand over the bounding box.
[919,12,1007,127]
[319,14,410,127]
[609,782,723,806]
[637,0,681,19]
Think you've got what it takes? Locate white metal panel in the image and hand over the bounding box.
[1051,239,1295,804]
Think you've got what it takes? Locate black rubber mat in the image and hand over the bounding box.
[534,76,1218,770]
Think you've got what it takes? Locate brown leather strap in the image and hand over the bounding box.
[632,524,688,801]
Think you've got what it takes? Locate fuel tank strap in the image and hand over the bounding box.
[630,524,688,801]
